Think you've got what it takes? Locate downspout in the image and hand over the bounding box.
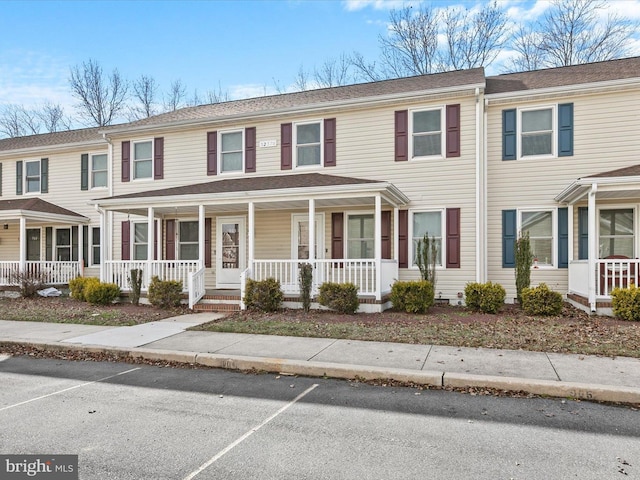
[103,133,114,198]
[587,183,598,312]
[475,87,485,283]
[102,133,114,263]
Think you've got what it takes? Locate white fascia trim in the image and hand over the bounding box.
[92,182,410,210]
[555,175,640,203]
[101,84,485,136]
[0,139,107,158]
[0,210,89,224]
[485,77,640,104]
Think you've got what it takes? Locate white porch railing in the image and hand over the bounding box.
[249,259,397,300]
[188,266,206,309]
[568,258,640,298]
[0,261,80,286]
[104,260,200,291]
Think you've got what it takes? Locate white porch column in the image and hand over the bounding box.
[393,207,399,261]
[19,217,26,273]
[308,198,315,263]
[147,207,155,287]
[248,201,255,267]
[375,194,382,301]
[567,204,574,263]
[78,223,84,275]
[99,208,105,282]
[587,184,597,311]
[198,205,205,269]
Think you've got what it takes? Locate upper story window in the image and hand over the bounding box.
[520,210,554,267]
[25,160,41,193]
[411,211,443,267]
[17,158,48,195]
[411,108,443,158]
[521,107,554,157]
[295,121,322,167]
[91,154,108,188]
[133,140,153,179]
[220,131,244,173]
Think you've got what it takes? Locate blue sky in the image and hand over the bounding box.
[1,0,639,116]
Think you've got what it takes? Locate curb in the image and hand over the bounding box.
[2,340,639,405]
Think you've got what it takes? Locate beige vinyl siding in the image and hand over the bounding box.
[486,86,640,301]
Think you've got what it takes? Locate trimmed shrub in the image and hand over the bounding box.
[515,233,533,303]
[464,281,505,314]
[317,282,359,315]
[244,278,283,313]
[69,276,100,302]
[298,263,313,313]
[521,283,563,316]
[148,276,183,309]
[611,285,640,322]
[389,280,434,314]
[84,282,121,305]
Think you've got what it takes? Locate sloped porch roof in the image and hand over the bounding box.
[92,173,410,216]
[555,164,640,204]
[0,198,88,224]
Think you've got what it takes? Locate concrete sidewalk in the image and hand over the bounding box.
[1,315,639,404]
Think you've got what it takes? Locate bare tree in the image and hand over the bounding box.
[130,74,158,119]
[314,54,353,87]
[0,105,28,138]
[504,25,546,72]
[37,103,71,133]
[350,52,382,83]
[69,59,128,126]
[292,65,310,92]
[163,79,187,111]
[506,0,637,71]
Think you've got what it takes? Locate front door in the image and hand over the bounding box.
[26,228,40,261]
[216,217,245,288]
[292,214,324,261]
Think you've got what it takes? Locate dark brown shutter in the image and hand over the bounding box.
[245,127,256,173]
[446,104,461,158]
[207,132,217,176]
[446,208,460,268]
[395,110,408,162]
[281,123,292,170]
[324,118,336,167]
[121,141,130,182]
[121,221,130,260]
[165,219,175,260]
[154,137,164,179]
[398,210,408,268]
[331,212,344,259]
[81,154,89,191]
[205,218,212,268]
[381,211,391,259]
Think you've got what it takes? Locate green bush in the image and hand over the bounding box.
[317,282,359,314]
[464,282,505,314]
[389,280,434,314]
[69,276,100,302]
[84,282,121,305]
[244,278,283,312]
[611,285,640,321]
[521,283,563,316]
[148,276,183,309]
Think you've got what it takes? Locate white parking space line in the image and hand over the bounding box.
[0,354,10,362]
[183,383,319,480]
[0,367,141,412]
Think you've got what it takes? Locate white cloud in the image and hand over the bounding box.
[228,83,278,100]
[343,0,415,12]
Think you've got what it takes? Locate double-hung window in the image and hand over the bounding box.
[91,227,101,265]
[412,211,443,266]
[520,210,554,266]
[411,108,442,158]
[179,221,199,260]
[25,160,41,193]
[91,154,108,188]
[347,214,374,259]
[133,140,153,179]
[599,208,634,258]
[220,131,243,173]
[56,228,71,261]
[295,121,322,167]
[133,223,148,260]
[521,107,554,157]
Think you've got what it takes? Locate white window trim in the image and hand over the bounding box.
[54,227,72,262]
[517,104,557,160]
[517,208,557,269]
[132,139,154,181]
[409,208,446,269]
[290,213,325,260]
[218,129,245,175]
[24,159,41,195]
[409,106,445,160]
[596,204,637,259]
[293,120,323,169]
[90,226,101,266]
[90,152,109,190]
[344,211,375,260]
[177,218,200,260]
[132,222,149,260]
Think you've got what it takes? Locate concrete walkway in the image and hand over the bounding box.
[1,315,639,404]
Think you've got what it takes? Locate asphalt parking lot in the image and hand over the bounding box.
[1,356,639,479]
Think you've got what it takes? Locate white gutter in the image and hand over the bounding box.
[101,83,486,136]
[0,139,107,158]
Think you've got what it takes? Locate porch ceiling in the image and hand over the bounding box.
[92,173,410,216]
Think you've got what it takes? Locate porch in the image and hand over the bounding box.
[0,261,81,286]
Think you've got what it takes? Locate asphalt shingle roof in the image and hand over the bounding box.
[0,127,103,153]
[0,198,86,218]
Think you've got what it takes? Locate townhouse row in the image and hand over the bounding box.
[1,57,639,313]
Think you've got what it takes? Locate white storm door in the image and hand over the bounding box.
[292,213,324,261]
[216,217,245,288]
